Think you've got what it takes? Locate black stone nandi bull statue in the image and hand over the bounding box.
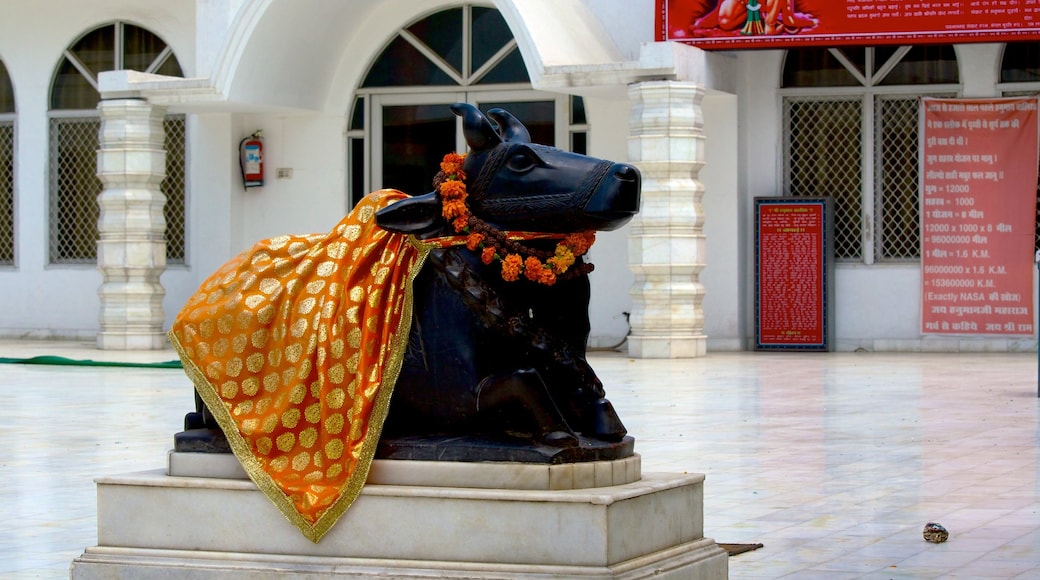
[374,103,641,461]
[174,103,640,466]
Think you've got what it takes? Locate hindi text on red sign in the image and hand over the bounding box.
[920,97,1038,336]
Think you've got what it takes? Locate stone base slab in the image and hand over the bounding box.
[168,451,643,490]
[72,539,725,579]
[71,467,727,579]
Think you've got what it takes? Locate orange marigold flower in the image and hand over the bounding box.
[466,233,484,251]
[538,270,557,285]
[439,180,467,199]
[442,199,466,219]
[524,256,544,282]
[452,216,469,232]
[564,231,595,256]
[441,153,466,175]
[501,254,523,281]
[481,246,497,265]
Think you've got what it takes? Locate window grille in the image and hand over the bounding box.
[0,120,13,265]
[164,115,186,263]
[2,57,15,266]
[875,96,921,260]
[782,46,960,264]
[48,116,186,265]
[784,97,863,260]
[49,117,102,264]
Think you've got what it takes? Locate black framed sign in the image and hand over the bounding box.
[754,197,835,351]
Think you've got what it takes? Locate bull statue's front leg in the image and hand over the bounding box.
[475,369,578,446]
[540,354,627,442]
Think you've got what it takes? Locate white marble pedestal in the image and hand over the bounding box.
[71,453,728,579]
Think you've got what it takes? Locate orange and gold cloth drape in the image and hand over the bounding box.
[168,190,430,543]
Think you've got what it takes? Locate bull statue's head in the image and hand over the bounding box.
[376,103,640,236]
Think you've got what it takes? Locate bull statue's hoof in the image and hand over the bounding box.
[543,430,579,447]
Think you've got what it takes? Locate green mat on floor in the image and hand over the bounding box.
[0,355,181,369]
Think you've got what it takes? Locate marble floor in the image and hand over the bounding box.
[0,339,1038,579]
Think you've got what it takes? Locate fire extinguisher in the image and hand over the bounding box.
[239,130,264,189]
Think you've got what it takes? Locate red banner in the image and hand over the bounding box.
[658,1,1040,49]
[920,97,1038,336]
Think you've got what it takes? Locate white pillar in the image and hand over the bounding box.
[626,81,707,358]
[95,98,168,350]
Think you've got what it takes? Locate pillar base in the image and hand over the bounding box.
[627,335,707,358]
[96,332,168,351]
[96,332,168,349]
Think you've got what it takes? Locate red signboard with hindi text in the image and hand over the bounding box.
[920,97,1038,336]
[658,1,1040,50]
[755,197,835,351]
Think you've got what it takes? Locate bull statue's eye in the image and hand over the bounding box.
[506,149,538,173]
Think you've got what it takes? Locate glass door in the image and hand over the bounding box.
[372,93,464,196]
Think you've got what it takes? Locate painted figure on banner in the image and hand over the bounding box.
[670,0,818,38]
[168,103,642,542]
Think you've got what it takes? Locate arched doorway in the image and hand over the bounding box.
[348,4,586,205]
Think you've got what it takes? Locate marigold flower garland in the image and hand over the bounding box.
[434,152,595,286]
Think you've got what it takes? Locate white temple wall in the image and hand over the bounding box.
[582,97,636,347]
[700,93,742,350]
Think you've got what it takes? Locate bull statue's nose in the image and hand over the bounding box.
[612,163,641,213]
[615,164,639,184]
[582,163,641,230]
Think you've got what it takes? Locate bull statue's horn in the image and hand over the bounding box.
[451,102,501,151]
[487,108,531,144]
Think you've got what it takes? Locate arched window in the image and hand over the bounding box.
[348,4,587,206]
[0,57,13,266]
[999,42,1040,252]
[781,45,959,263]
[49,22,186,264]
[1000,42,1040,84]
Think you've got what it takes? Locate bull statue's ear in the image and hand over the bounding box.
[375,192,443,234]
[451,102,501,151]
[487,108,531,143]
